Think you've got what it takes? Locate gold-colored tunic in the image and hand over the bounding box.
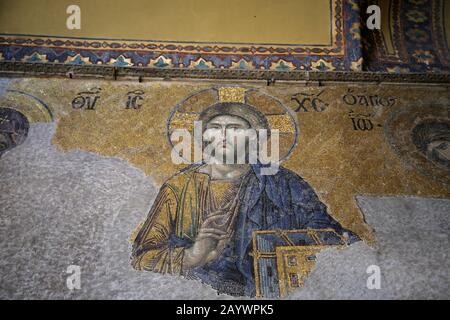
[131,165,242,275]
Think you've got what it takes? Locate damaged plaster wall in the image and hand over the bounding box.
[0,123,448,299]
[291,195,450,300]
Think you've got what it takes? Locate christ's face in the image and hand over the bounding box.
[203,115,251,164]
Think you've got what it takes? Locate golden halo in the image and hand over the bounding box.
[1,90,53,123]
[167,87,299,162]
[385,104,450,184]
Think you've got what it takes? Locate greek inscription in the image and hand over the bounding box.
[71,88,102,110]
[343,89,396,108]
[126,90,144,109]
[349,110,381,132]
[291,91,329,113]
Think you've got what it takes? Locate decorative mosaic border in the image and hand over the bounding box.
[432,0,450,68]
[1,60,449,84]
[0,0,363,72]
[364,0,450,73]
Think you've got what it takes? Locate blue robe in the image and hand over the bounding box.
[186,164,359,297]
